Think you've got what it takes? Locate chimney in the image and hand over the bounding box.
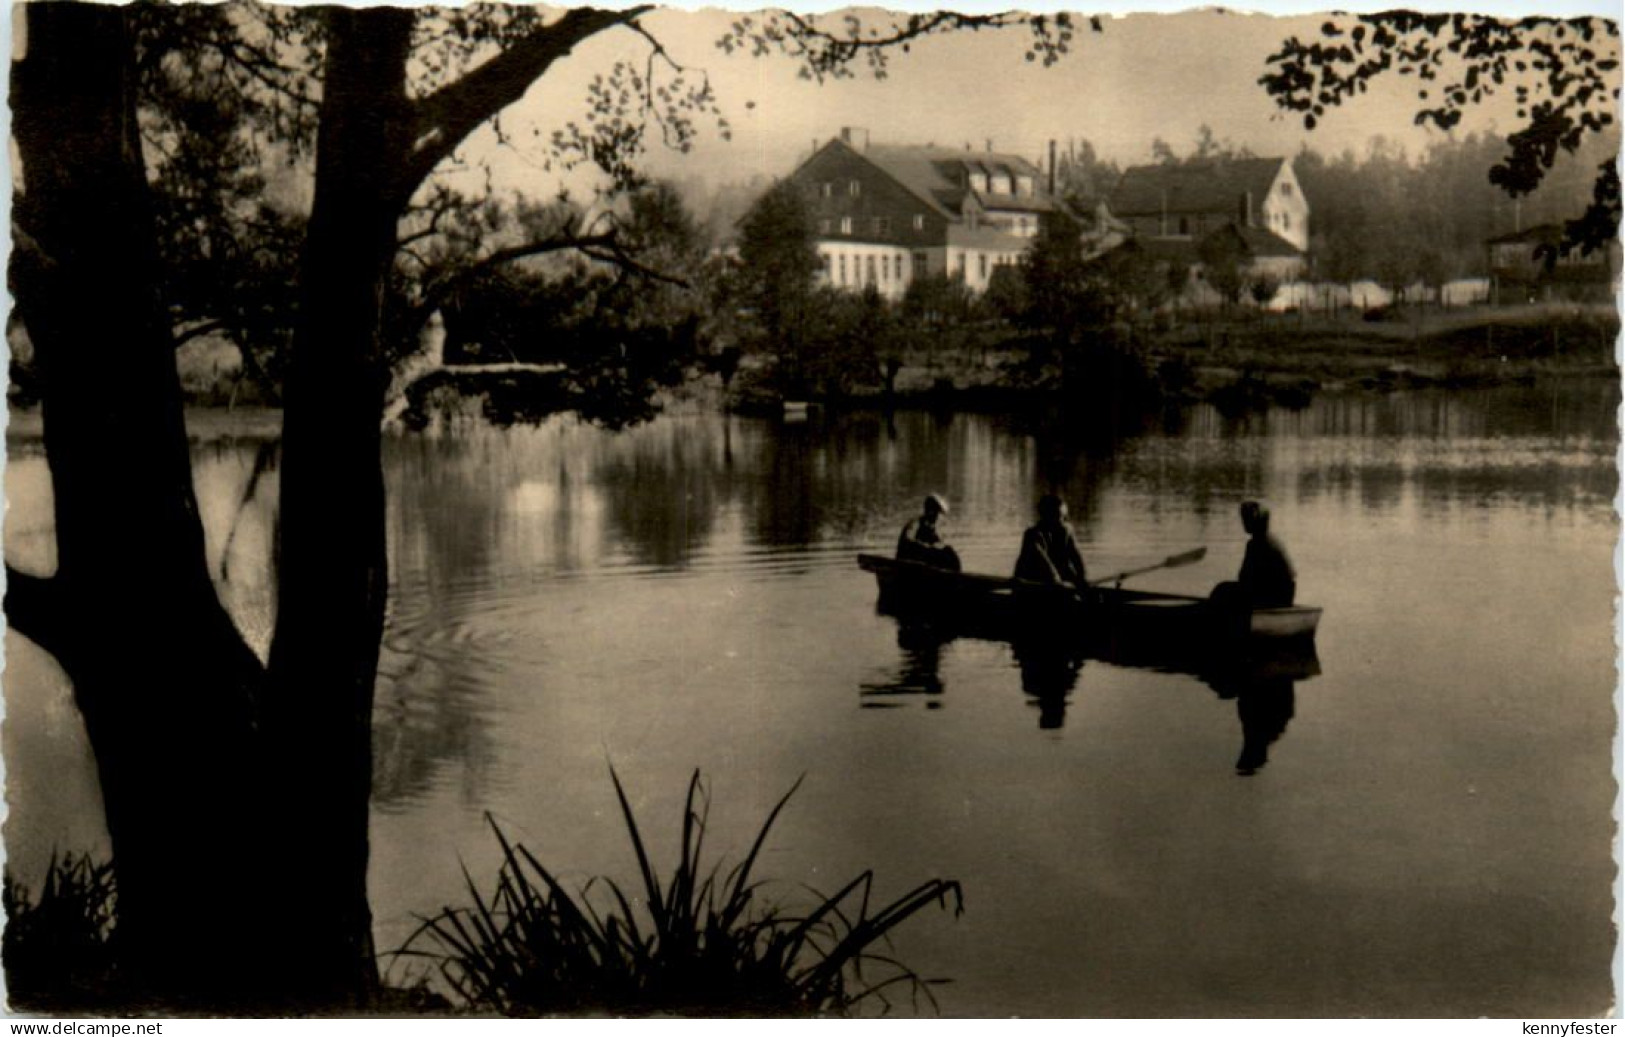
[1048,139,1057,196]
[840,126,869,151]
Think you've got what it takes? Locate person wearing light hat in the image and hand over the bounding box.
[896,493,961,571]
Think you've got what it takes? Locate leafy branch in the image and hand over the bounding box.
[1260,13,1620,253]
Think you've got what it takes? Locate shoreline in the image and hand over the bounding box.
[7,369,1616,448]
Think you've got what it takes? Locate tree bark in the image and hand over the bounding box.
[11,1,667,1011]
[259,7,416,1005]
[11,3,273,1006]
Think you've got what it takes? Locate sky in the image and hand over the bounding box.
[446,2,1621,201]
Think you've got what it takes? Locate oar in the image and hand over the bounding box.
[1088,547,1207,588]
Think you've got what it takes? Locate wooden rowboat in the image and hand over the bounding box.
[857,553,1322,642]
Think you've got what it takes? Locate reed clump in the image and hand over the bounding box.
[396,769,963,1017]
[3,853,119,1012]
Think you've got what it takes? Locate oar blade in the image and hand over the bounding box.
[1164,546,1206,568]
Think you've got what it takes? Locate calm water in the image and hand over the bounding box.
[5,384,1618,1017]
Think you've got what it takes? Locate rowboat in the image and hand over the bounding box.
[856,553,1322,642]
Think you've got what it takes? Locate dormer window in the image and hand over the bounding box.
[848,180,861,197]
[968,171,988,193]
[913,214,925,231]
[990,174,1011,195]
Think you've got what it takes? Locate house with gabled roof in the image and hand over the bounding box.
[786,127,1058,298]
[1486,224,1620,303]
[1104,157,1310,286]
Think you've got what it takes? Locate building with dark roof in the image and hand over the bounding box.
[1486,224,1620,303]
[787,128,1057,297]
[1107,158,1308,250]
[1104,157,1310,286]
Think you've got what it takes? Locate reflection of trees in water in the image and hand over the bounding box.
[1109,434,1271,524]
[371,659,499,811]
[594,420,738,568]
[388,436,510,592]
[374,436,531,812]
[1308,384,1619,441]
[992,404,1159,532]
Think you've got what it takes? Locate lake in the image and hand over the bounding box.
[4,383,1618,1017]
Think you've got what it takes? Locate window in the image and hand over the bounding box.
[840,216,853,235]
[1178,216,1190,235]
[865,255,877,283]
[895,255,905,280]
[821,254,831,275]
[990,174,1011,195]
[969,172,988,193]
[873,216,891,236]
[913,251,929,279]
[1016,176,1034,196]
[913,214,925,231]
[1281,182,1293,197]
[849,180,861,197]
[838,254,847,284]
[979,253,988,279]
[821,182,833,198]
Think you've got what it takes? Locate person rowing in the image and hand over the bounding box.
[896,493,961,572]
[1013,493,1087,590]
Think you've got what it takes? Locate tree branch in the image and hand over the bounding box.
[407,6,653,188]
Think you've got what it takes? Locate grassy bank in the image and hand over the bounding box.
[1152,302,1619,394]
[729,302,1619,415]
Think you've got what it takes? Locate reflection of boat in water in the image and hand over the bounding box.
[856,554,1322,645]
[858,554,1320,758]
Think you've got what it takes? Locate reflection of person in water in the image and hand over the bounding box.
[860,623,947,706]
[895,622,946,697]
[897,494,961,572]
[1210,675,1297,775]
[1013,638,1085,730]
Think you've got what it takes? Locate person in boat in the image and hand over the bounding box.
[1212,500,1296,614]
[896,493,961,572]
[1236,500,1295,607]
[1013,494,1087,589]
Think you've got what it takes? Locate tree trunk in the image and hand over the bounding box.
[11,3,274,1005]
[260,7,415,1004]
[13,1,650,1011]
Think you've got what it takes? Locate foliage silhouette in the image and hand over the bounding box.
[396,770,964,1017]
